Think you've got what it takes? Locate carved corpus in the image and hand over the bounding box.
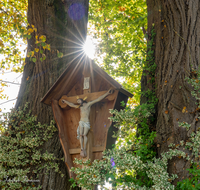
[41,58,132,177]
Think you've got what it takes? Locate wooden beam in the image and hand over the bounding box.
[51,100,74,178]
[69,146,104,155]
[82,61,91,94]
[59,90,116,108]
[92,146,105,152]
[69,148,81,154]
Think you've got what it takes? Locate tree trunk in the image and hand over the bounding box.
[145,0,200,185]
[16,0,88,189]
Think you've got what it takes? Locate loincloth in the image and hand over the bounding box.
[77,121,90,139]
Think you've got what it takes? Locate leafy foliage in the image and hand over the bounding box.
[0,0,28,71]
[175,68,200,190]
[71,140,188,189]
[0,0,54,69]
[0,0,60,99]
[89,0,147,104]
[0,103,63,189]
[71,104,200,189]
[176,164,200,190]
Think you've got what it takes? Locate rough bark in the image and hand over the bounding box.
[144,0,200,185]
[16,0,88,189]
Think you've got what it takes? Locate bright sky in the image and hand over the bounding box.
[0,72,22,114]
[84,36,96,59]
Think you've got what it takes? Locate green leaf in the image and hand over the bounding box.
[32,58,36,63]
[28,52,32,56]
[57,52,63,58]
[27,35,32,39]
[41,42,46,47]
[120,101,125,107]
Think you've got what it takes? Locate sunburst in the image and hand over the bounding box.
[83,36,96,59]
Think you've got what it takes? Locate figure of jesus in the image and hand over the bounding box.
[62,89,113,157]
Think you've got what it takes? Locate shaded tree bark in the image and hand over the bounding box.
[16,0,88,189]
[143,0,200,185]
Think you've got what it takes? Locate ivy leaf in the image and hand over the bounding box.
[32,58,36,63]
[41,42,46,47]
[27,35,32,39]
[35,48,39,52]
[39,35,46,42]
[120,101,125,107]
[57,52,63,58]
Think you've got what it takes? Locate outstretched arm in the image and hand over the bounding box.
[62,100,79,108]
[88,89,114,106]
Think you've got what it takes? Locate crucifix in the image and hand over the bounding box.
[59,63,114,158]
[61,89,113,157]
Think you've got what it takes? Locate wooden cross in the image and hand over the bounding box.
[58,63,116,173]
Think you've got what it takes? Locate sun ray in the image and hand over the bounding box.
[61,52,86,81]
[62,51,85,64]
[62,46,83,49]
[46,47,84,67]
[48,12,86,47]
[61,36,83,46]
[47,30,83,47]
[65,26,85,46]
[89,57,96,91]
[62,49,84,57]
[72,21,87,43]
[44,14,97,64]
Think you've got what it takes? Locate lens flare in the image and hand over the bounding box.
[68,3,85,21]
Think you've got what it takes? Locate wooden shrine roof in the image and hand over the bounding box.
[41,58,133,106]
